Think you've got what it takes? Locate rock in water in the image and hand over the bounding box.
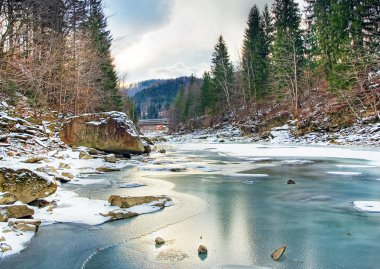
[198,245,208,254]
[104,154,117,163]
[108,195,172,208]
[271,245,286,261]
[287,179,296,184]
[60,112,144,154]
[0,168,57,203]
[155,237,166,245]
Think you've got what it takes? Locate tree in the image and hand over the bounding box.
[86,0,121,112]
[199,71,213,114]
[271,0,304,113]
[241,5,269,103]
[210,35,234,112]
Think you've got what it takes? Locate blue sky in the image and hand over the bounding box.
[104,0,304,84]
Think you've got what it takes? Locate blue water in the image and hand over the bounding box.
[2,146,380,269]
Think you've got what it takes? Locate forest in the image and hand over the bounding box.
[0,0,127,116]
[172,0,379,130]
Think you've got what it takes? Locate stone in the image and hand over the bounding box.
[0,236,5,242]
[287,179,296,184]
[59,162,71,169]
[95,167,122,172]
[108,195,171,209]
[271,245,286,261]
[198,244,208,254]
[28,199,55,208]
[141,136,154,145]
[0,192,17,205]
[36,166,58,174]
[88,148,98,155]
[0,168,57,203]
[61,172,74,179]
[158,149,166,154]
[55,175,71,183]
[0,205,34,222]
[14,223,37,232]
[0,245,12,252]
[60,112,144,154]
[104,154,117,163]
[100,210,138,222]
[143,143,152,154]
[23,157,47,163]
[79,152,93,160]
[169,168,187,172]
[155,237,166,244]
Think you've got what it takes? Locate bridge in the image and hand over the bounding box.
[137,118,170,133]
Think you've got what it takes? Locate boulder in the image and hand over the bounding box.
[158,149,166,154]
[271,245,286,261]
[100,210,138,222]
[0,205,34,222]
[14,223,37,232]
[0,192,17,205]
[23,157,47,164]
[36,166,58,174]
[0,168,57,203]
[198,244,208,254]
[95,167,122,172]
[88,148,98,155]
[287,179,296,184]
[108,195,171,209]
[104,154,117,163]
[60,112,144,154]
[59,162,71,169]
[143,143,152,154]
[155,237,166,245]
[79,152,93,160]
[61,172,74,179]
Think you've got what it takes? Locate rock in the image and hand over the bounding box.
[61,172,74,179]
[36,166,58,174]
[60,112,144,154]
[287,179,296,184]
[8,219,42,228]
[198,244,208,254]
[0,168,57,203]
[141,136,154,145]
[14,223,37,232]
[143,143,152,154]
[0,135,8,142]
[0,205,34,222]
[0,245,12,252]
[55,175,71,183]
[28,199,56,208]
[23,156,47,163]
[59,162,71,169]
[169,168,187,172]
[271,245,286,261]
[79,152,93,160]
[0,192,18,205]
[158,149,166,154]
[95,167,122,172]
[155,237,165,244]
[88,148,98,155]
[108,195,171,209]
[100,210,138,222]
[0,236,5,242]
[104,154,117,163]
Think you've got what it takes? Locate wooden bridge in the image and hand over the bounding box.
[137,118,170,133]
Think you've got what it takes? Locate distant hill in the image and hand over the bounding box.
[126,77,197,119]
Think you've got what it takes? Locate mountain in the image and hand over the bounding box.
[127,77,197,119]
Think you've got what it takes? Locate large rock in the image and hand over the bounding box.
[0,205,34,222]
[60,112,144,154]
[0,192,17,205]
[108,195,171,209]
[0,168,57,203]
[100,210,138,222]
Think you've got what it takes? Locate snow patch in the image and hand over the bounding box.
[353,201,380,213]
[327,171,362,176]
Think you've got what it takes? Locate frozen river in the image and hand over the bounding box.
[2,144,380,269]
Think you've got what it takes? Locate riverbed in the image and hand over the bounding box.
[2,144,380,269]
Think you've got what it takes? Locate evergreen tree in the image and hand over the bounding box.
[199,71,213,114]
[210,35,234,111]
[261,4,274,57]
[86,0,122,111]
[271,0,304,112]
[241,5,269,101]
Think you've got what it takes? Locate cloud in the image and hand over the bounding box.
[106,0,276,83]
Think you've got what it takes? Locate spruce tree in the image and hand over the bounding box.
[87,0,122,111]
[210,35,234,111]
[241,5,269,101]
[199,71,213,114]
[272,0,304,112]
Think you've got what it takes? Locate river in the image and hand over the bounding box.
[2,144,380,269]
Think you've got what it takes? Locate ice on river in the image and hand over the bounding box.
[353,201,380,213]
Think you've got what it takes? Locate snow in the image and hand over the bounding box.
[0,222,35,258]
[353,201,380,213]
[327,172,362,176]
[119,183,145,188]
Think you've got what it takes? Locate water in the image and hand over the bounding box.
[2,145,380,269]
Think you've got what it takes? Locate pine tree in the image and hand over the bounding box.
[262,4,274,57]
[199,71,213,114]
[86,0,122,111]
[271,0,304,113]
[210,35,234,111]
[241,5,269,102]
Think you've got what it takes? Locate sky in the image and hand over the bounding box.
[104,0,303,84]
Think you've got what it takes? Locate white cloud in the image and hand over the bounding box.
[106,0,275,83]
